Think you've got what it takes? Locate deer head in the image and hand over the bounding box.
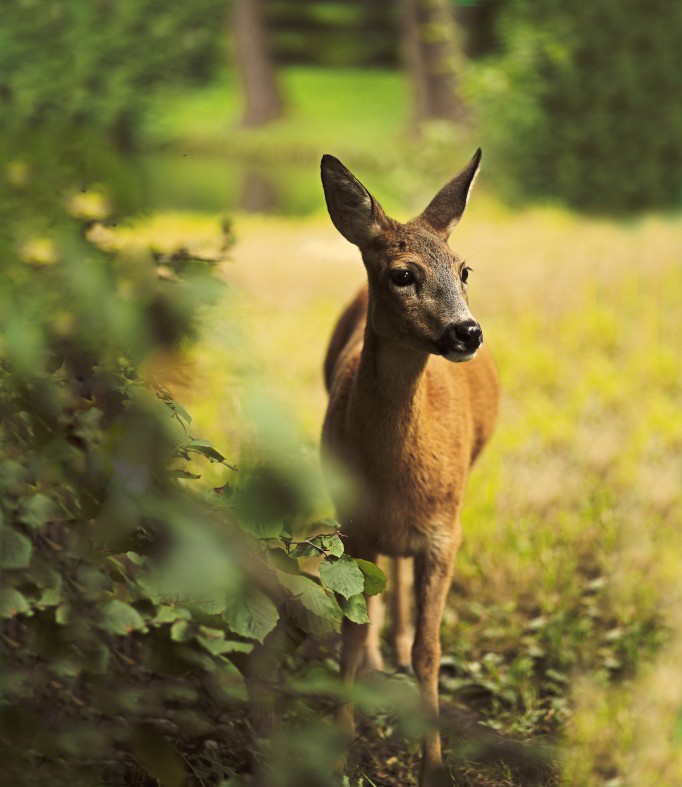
[320,150,483,362]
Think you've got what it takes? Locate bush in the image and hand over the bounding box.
[0,0,227,145]
[472,0,682,212]
[0,141,388,785]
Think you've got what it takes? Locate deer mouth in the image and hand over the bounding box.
[437,346,479,363]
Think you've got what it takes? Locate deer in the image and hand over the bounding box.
[320,150,500,785]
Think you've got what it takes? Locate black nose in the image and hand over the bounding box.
[435,319,483,356]
[454,320,483,351]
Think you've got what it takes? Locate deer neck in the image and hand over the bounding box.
[353,323,430,424]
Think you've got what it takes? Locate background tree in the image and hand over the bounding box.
[475,0,682,212]
[234,0,284,127]
[0,0,226,148]
[402,0,465,124]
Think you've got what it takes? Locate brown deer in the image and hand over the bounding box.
[320,150,500,785]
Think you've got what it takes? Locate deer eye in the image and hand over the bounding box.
[390,269,415,287]
[461,266,472,284]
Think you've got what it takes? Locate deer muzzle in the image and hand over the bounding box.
[434,320,483,361]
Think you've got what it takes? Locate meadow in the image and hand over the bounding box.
[109,67,682,784]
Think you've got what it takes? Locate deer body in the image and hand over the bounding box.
[320,151,499,784]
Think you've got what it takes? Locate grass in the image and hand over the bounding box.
[140,66,481,218]
[114,197,681,784]
[142,66,411,166]
[122,64,682,785]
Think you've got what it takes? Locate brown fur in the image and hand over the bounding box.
[320,151,500,785]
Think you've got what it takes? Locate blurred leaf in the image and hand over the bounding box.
[0,588,29,618]
[170,620,193,642]
[223,588,279,643]
[277,570,342,623]
[153,605,192,625]
[132,726,186,787]
[99,600,147,636]
[18,493,59,529]
[354,558,387,597]
[196,627,253,656]
[0,527,32,569]
[169,469,201,480]
[319,554,365,599]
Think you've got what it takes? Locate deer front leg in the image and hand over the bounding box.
[364,591,386,671]
[413,543,457,786]
[339,546,378,738]
[391,557,414,672]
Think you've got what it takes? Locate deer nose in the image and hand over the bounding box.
[434,320,483,357]
[453,320,483,351]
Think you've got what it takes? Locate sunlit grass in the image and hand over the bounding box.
[117,197,682,783]
[143,67,409,166]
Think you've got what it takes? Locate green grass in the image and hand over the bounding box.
[110,199,682,784]
[140,66,482,218]
[122,66,682,783]
[142,66,410,165]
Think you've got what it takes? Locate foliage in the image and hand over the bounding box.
[267,0,400,68]
[0,143,388,785]
[471,0,682,212]
[0,0,227,145]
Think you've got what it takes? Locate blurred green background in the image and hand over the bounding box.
[1,1,681,785]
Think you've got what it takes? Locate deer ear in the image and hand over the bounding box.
[417,148,482,240]
[321,155,387,247]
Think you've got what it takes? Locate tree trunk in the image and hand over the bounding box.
[233,0,283,127]
[402,0,465,124]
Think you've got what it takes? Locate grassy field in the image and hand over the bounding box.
[120,193,681,784]
[128,65,682,785]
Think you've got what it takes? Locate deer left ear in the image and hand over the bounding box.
[416,148,482,240]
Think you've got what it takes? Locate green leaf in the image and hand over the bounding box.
[223,588,279,643]
[341,593,370,624]
[196,627,253,656]
[277,570,342,623]
[354,558,387,597]
[168,468,201,480]
[290,539,324,559]
[132,726,186,787]
[171,401,192,425]
[37,586,62,608]
[319,554,365,599]
[237,517,284,540]
[265,547,298,574]
[0,527,32,569]
[185,439,235,468]
[170,620,193,642]
[0,588,29,618]
[153,605,192,625]
[19,493,59,529]
[320,534,344,557]
[99,600,147,636]
[56,603,73,625]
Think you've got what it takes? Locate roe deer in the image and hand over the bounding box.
[320,150,500,785]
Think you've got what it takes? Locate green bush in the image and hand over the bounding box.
[472,0,682,212]
[0,0,227,145]
[0,141,388,785]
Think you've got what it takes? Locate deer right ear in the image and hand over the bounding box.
[321,155,387,247]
